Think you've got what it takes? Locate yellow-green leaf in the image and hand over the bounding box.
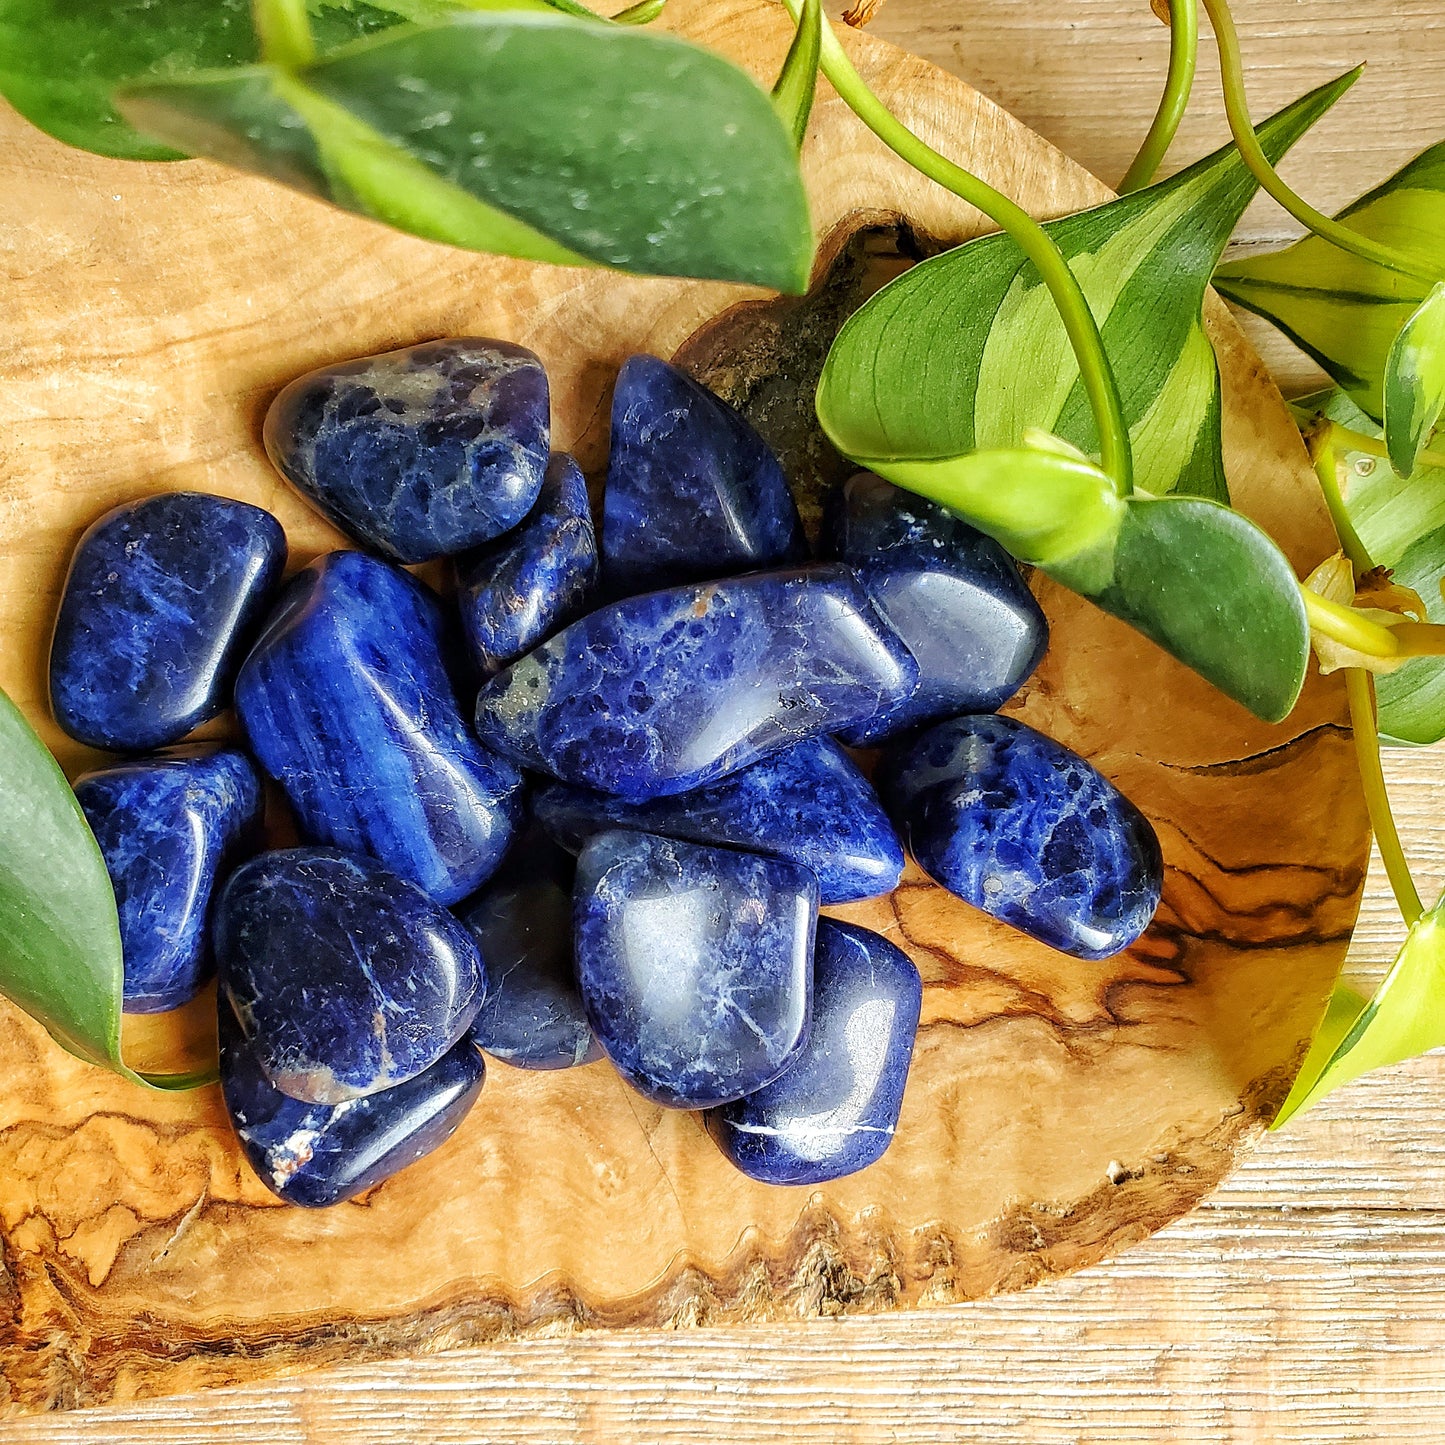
[1384,281,1445,477]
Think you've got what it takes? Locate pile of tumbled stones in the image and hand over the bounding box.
[50,339,1163,1208]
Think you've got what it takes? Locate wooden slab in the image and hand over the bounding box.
[0,0,1367,1414]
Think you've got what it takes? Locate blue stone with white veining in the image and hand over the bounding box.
[826,472,1049,745]
[49,492,286,751]
[460,824,602,1070]
[535,737,902,904]
[877,715,1163,960]
[602,354,806,594]
[219,1000,485,1208]
[706,918,922,1185]
[216,847,488,1103]
[574,831,817,1109]
[456,452,598,675]
[236,550,523,905]
[474,566,918,800]
[264,338,550,564]
[74,746,263,1014]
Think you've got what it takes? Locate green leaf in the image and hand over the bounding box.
[0,0,445,160]
[1384,281,1445,477]
[772,0,821,152]
[817,70,1357,507]
[1272,899,1445,1127]
[116,11,814,289]
[1214,143,1445,421]
[0,688,212,1090]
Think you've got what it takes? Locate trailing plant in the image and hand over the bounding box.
[1,0,1443,1118]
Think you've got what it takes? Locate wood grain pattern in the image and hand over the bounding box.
[0,0,1383,1423]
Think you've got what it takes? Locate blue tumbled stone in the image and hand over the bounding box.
[706,918,922,1185]
[216,847,488,1103]
[235,550,523,905]
[456,452,598,675]
[264,338,550,564]
[50,492,286,751]
[474,566,918,799]
[826,472,1049,745]
[74,747,263,1013]
[574,831,817,1109]
[602,354,806,594]
[535,737,902,904]
[219,1001,485,1208]
[877,715,1163,960]
[460,825,603,1070]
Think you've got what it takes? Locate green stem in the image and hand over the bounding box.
[1326,420,1445,476]
[1120,0,1199,193]
[790,0,1135,495]
[1309,430,1374,573]
[1202,0,1440,286]
[253,0,315,67]
[1346,669,1424,925]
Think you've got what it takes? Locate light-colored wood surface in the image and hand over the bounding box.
[0,0,1440,1437]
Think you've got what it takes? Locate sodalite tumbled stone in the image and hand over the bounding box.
[235,550,523,905]
[474,566,918,799]
[706,918,922,1185]
[877,715,1163,961]
[264,339,550,563]
[535,737,902,904]
[456,452,598,675]
[74,747,263,1013]
[827,472,1048,745]
[602,354,806,594]
[460,825,602,1071]
[219,1002,485,1208]
[216,848,487,1104]
[50,492,286,751]
[574,831,817,1109]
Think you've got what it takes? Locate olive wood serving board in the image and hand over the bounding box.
[0,0,1367,1414]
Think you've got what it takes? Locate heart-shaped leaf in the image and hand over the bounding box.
[1384,281,1445,477]
[116,11,814,290]
[817,69,1358,507]
[1215,143,1445,422]
[0,688,213,1089]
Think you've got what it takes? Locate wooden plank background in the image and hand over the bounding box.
[3,0,1443,1438]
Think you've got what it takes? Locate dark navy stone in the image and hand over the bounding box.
[474,566,918,799]
[215,847,487,1103]
[456,452,598,675]
[602,354,806,594]
[74,747,263,1014]
[877,715,1163,961]
[534,737,902,904]
[460,825,602,1070]
[219,1001,485,1208]
[826,472,1049,745]
[706,918,922,1185]
[235,550,523,905]
[264,338,550,564]
[49,492,286,751]
[574,831,817,1109]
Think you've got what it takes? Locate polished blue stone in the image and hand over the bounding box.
[877,715,1163,960]
[264,339,550,564]
[219,1001,485,1208]
[460,824,603,1071]
[706,918,922,1185]
[826,472,1049,745]
[602,354,806,594]
[74,747,263,1013]
[456,452,598,675]
[216,847,488,1103]
[574,831,817,1109]
[474,566,918,800]
[235,550,523,905]
[50,492,286,751]
[535,737,902,904]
